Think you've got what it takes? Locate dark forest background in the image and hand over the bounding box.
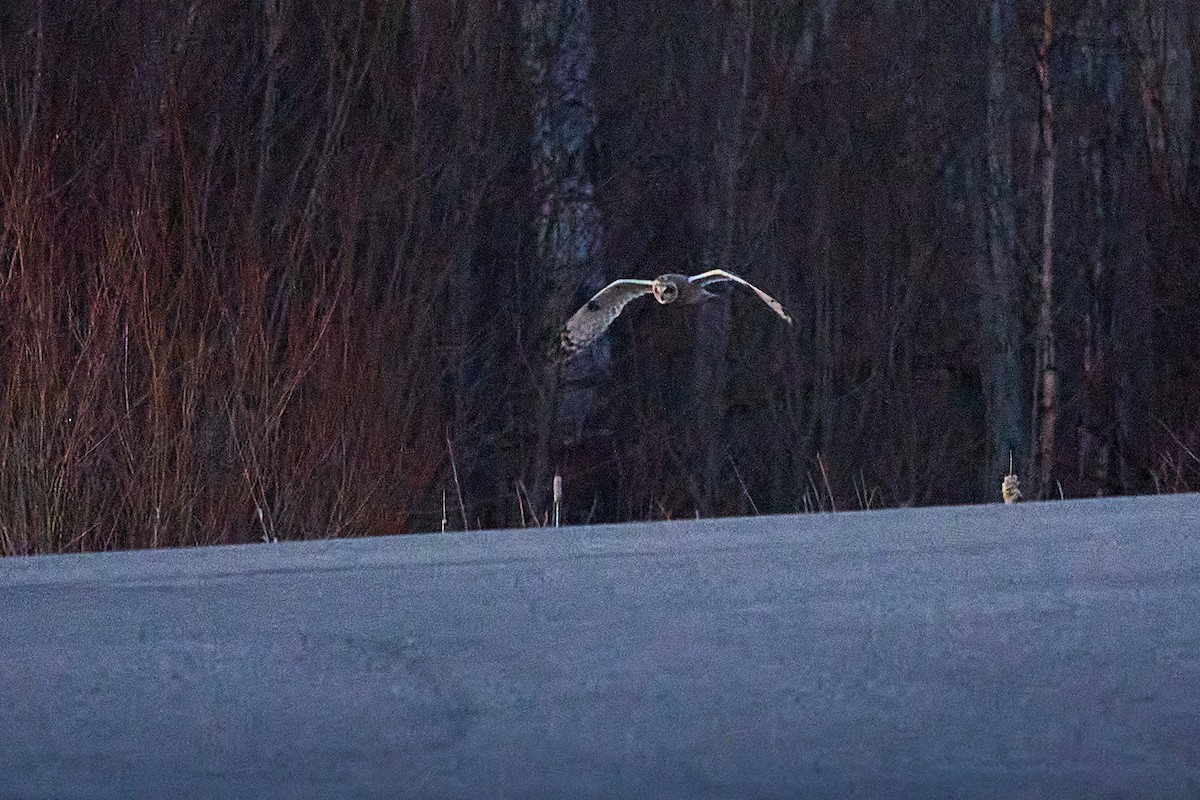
[1,0,1198,553]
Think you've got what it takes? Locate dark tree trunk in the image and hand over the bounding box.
[133,1,198,178]
[1132,0,1191,204]
[690,0,753,515]
[1076,2,1125,497]
[253,0,284,223]
[978,0,1028,497]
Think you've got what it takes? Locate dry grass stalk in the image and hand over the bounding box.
[552,474,563,527]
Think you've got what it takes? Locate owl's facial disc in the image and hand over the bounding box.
[652,279,678,305]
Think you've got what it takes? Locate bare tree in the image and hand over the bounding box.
[978,0,1028,495]
[1032,0,1058,497]
[689,0,754,514]
[133,0,200,177]
[522,0,608,516]
[1076,3,1122,496]
[253,0,285,222]
[1131,0,1192,204]
[3,0,1200,552]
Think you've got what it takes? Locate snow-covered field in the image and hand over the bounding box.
[2,494,1198,798]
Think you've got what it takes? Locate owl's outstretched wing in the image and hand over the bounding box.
[690,269,793,325]
[559,279,656,357]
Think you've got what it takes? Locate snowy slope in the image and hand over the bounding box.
[2,494,1199,798]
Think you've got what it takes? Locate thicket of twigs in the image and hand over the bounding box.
[1,0,1198,553]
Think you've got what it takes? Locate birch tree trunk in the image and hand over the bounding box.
[522,0,607,515]
[978,0,1028,496]
[1033,0,1058,498]
[691,0,752,515]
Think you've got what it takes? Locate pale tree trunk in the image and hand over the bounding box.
[1032,0,1058,498]
[978,0,1028,497]
[691,0,752,515]
[522,0,607,515]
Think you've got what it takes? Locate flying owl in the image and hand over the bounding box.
[558,269,793,357]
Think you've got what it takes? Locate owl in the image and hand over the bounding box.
[558,269,792,357]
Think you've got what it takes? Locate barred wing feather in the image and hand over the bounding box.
[559,279,655,356]
[691,269,793,324]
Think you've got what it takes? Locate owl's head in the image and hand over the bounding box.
[651,276,680,305]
